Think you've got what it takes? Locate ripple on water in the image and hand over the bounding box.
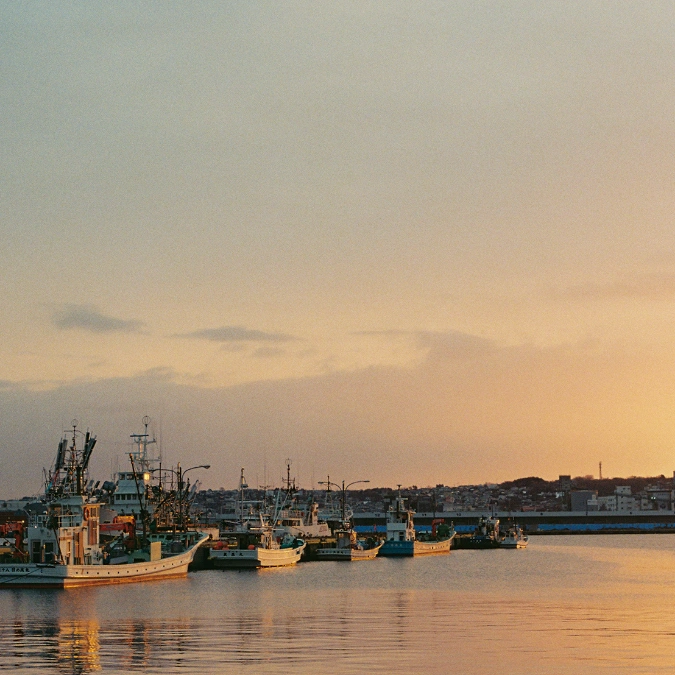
[3,536,675,674]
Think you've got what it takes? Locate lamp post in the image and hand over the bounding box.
[319,478,369,527]
[152,464,210,531]
[178,463,210,530]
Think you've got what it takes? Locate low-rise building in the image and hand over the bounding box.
[570,490,598,511]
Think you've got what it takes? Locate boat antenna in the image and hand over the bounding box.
[285,459,294,493]
[129,453,149,543]
[239,468,248,524]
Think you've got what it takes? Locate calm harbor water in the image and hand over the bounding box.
[3,535,675,674]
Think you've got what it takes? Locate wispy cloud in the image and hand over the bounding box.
[354,330,412,337]
[555,275,675,302]
[356,329,494,358]
[252,347,286,358]
[175,326,298,343]
[52,304,144,334]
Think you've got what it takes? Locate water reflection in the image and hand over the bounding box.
[3,538,675,674]
[4,618,100,674]
[56,620,100,674]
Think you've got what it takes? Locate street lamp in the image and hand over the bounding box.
[177,463,210,530]
[150,463,210,531]
[319,478,370,527]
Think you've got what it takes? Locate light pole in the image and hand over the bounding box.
[152,464,210,531]
[319,478,369,527]
[178,464,210,530]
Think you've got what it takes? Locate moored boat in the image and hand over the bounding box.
[0,530,208,588]
[209,525,305,569]
[500,523,528,549]
[462,516,501,549]
[269,463,332,540]
[209,468,306,568]
[273,500,331,539]
[0,423,209,588]
[379,489,454,556]
[316,529,383,561]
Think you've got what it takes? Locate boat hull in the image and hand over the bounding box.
[379,537,452,557]
[316,543,383,561]
[0,534,209,588]
[461,536,500,549]
[210,543,306,569]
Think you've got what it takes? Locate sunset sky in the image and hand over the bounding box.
[3,2,675,497]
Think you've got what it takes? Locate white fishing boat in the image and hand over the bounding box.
[0,422,210,589]
[109,416,159,519]
[210,524,305,569]
[209,468,306,568]
[269,464,332,539]
[316,529,382,561]
[500,524,529,549]
[273,500,331,539]
[0,530,208,588]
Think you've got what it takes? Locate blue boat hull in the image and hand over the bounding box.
[379,537,452,557]
[379,540,415,556]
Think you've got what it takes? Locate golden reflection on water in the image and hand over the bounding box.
[3,537,675,674]
[56,620,100,674]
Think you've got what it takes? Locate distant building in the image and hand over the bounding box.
[598,495,616,511]
[559,475,572,492]
[645,486,673,511]
[597,486,643,512]
[570,490,598,512]
[615,487,640,512]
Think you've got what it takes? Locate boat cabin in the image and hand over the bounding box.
[25,496,102,565]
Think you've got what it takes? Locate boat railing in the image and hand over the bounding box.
[29,513,49,528]
[53,514,82,529]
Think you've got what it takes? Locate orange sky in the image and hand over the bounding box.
[2,2,675,496]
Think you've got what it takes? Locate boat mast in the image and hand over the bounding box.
[239,468,248,525]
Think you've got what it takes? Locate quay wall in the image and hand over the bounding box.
[352,510,675,535]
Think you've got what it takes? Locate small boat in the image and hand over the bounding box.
[271,467,331,539]
[379,489,454,556]
[209,468,305,568]
[273,500,332,539]
[209,524,305,569]
[500,524,528,549]
[0,424,209,588]
[462,516,501,549]
[316,529,383,561]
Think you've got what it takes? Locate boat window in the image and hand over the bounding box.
[31,540,41,563]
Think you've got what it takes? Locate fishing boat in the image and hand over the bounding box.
[273,500,331,539]
[500,523,528,549]
[271,465,331,539]
[379,489,454,556]
[209,468,306,568]
[0,422,209,588]
[109,416,160,519]
[462,516,501,549]
[210,522,305,568]
[316,529,382,561]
